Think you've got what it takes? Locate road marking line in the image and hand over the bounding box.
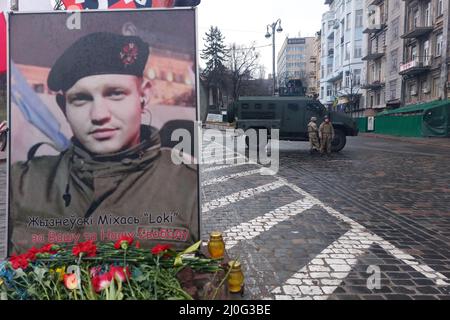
[202,181,285,214]
[201,163,249,172]
[202,169,262,187]
[202,156,248,165]
[269,229,372,300]
[224,198,316,250]
[203,133,450,298]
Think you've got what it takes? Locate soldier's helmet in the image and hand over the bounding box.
[311,117,317,121]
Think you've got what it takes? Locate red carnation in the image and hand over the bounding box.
[72,240,97,258]
[9,254,29,270]
[109,265,131,283]
[24,247,40,262]
[39,243,59,255]
[151,244,171,255]
[91,272,113,293]
[114,236,134,250]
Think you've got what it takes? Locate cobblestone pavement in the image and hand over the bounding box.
[1,132,450,300]
[201,131,450,300]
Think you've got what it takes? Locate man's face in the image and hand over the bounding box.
[65,74,145,154]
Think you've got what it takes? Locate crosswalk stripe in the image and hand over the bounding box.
[201,163,249,172]
[202,169,262,187]
[202,181,285,214]
[224,198,316,250]
[269,229,372,300]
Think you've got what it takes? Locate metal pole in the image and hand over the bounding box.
[272,25,276,95]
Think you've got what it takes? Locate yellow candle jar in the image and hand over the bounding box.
[208,231,225,258]
[227,260,244,293]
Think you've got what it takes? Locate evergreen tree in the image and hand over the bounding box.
[201,26,229,107]
[201,26,228,79]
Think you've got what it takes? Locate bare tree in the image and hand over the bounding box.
[227,43,261,101]
[337,68,361,114]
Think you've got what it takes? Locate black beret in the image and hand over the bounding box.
[48,32,150,92]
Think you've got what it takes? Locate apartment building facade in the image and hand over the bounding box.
[277,36,315,95]
[400,0,449,106]
[309,31,322,97]
[320,0,365,117]
[361,0,405,116]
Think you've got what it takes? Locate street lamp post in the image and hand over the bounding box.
[265,19,283,96]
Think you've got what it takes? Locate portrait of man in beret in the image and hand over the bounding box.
[8,10,199,254]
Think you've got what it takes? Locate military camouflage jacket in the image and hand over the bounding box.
[9,126,199,254]
[319,122,335,137]
[307,121,318,135]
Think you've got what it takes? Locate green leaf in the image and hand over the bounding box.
[173,256,183,267]
[179,241,202,256]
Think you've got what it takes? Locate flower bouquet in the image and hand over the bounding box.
[0,237,224,300]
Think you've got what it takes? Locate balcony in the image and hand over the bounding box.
[327,71,343,83]
[399,57,432,76]
[361,80,385,90]
[362,51,385,61]
[401,26,433,39]
[363,24,386,34]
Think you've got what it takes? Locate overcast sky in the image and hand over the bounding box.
[0,0,329,77]
[198,0,328,77]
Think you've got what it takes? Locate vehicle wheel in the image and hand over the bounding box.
[331,129,346,152]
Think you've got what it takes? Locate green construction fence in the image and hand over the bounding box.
[355,100,450,137]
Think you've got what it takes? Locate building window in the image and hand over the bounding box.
[437,0,443,16]
[345,42,350,60]
[389,80,397,100]
[409,82,417,98]
[391,18,399,44]
[413,9,419,28]
[425,2,432,26]
[421,80,429,95]
[424,40,430,65]
[432,77,440,98]
[345,71,351,88]
[375,92,381,106]
[436,34,443,56]
[346,13,352,31]
[355,10,363,28]
[327,86,333,97]
[354,40,362,58]
[390,49,398,74]
[353,69,361,86]
[410,46,417,61]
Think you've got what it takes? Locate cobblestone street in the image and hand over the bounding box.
[1,131,450,300]
[200,130,450,300]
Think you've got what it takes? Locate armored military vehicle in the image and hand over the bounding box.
[228,96,358,152]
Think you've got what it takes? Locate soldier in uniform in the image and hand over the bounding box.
[9,32,199,254]
[319,115,335,156]
[307,117,320,154]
